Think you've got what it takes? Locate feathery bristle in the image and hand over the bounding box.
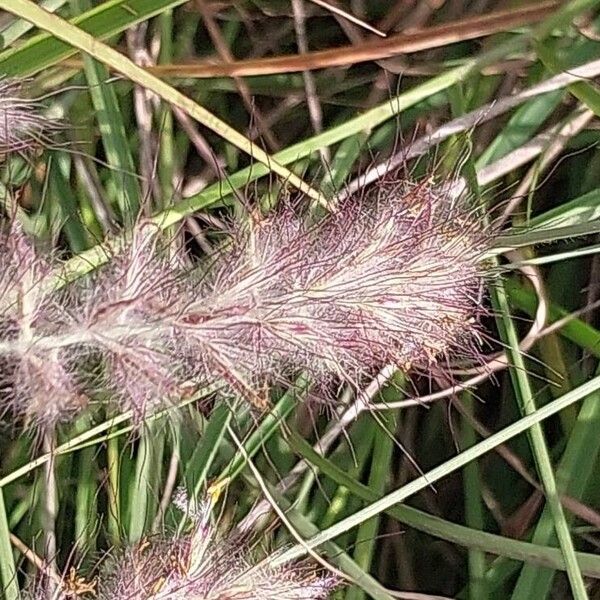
[0,177,492,424]
[192,178,490,399]
[97,494,339,600]
[0,77,57,156]
[0,223,86,427]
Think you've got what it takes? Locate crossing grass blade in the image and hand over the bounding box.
[0,0,328,208]
[0,0,193,75]
[492,276,588,599]
[272,373,600,565]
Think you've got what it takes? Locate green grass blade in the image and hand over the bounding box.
[506,279,600,358]
[0,489,19,600]
[80,56,141,223]
[266,484,396,600]
[347,411,396,600]
[462,392,489,600]
[183,403,231,500]
[128,421,165,542]
[492,220,600,254]
[273,373,600,564]
[535,39,600,118]
[492,279,587,599]
[48,153,90,251]
[216,377,308,484]
[507,275,600,597]
[285,423,600,577]
[0,0,67,49]
[0,387,215,490]
[317,417,375,531]
[527,187,600,230]
[476,92,563,169]
[74,446,98,553]
[512,374,600,598]
[0,0,191,76]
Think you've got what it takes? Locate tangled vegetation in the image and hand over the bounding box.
[0,1,600,599]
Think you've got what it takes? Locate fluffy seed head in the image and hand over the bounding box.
[192,177,491,401]
[0,77,56,157]
[0,223,86,428]
[97,494,339,599]
[0,176,492,425]
[78,223,191,419]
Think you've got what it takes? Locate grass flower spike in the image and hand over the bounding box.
[0,177,491,425]
[97,492,339,599]
[0,5,594,599]
[0,222,86,427]
[77,223,193,419]
[194,177,491,400]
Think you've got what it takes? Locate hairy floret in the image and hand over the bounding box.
[0,223,86,427]
[97,494,339,600]
[0,178,492,424]
[0,77,57,156]
[76,223,193,418]
[190,179,490,402]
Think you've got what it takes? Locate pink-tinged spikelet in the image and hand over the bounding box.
[0,77,56,156]
[190,177,490,402]
[0,223,86,428]
[0,176,491,425]
[77,223,192,419]
[96,494,339,599]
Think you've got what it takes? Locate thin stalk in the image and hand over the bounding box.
[462,393,489,600]
[106,436,121,544]
[41,430,58,597]
[492,275,588,598]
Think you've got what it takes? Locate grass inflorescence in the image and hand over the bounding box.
[0,70,496,600]
[0,173,492,427]
[95,491,339,600]
[0,78,57,157]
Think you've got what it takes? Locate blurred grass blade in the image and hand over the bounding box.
[81,56,141,223]
[0,0,192,75]
[462,393,489,600]
[347,411,396,600]
[183,403,231,500]
[527,188,600,230]
[477,92,563,169]
[0,0,67,49]
[535,39,600,118]
[493,220,600,253]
